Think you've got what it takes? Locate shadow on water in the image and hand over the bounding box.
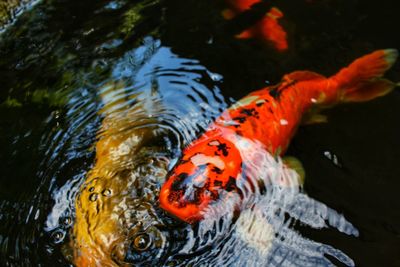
[0,0,399,266]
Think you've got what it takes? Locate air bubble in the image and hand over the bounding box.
[62,216,72,226]
[102,189,112,196]
[89,193,98,201]
[51,230,65,244]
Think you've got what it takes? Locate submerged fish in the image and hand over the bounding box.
[222,0,288,51]
[70,49,398,266]
[70,82,183,266]
[159,49,399,223]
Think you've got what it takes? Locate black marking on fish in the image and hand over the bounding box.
[169,167,209,207]
[269,88,281,99]
[191,187,203,205]
[214,180,223,186]
[217,143,229,157]
[168,190,184,207]
[242,108,260,119]
[171,172,188,192]
[208,188,219,201]
[269,80,297,99]
[240,108,256,116]
[233,116,246,123]
[211,166,223,174]
[226,176,237,191]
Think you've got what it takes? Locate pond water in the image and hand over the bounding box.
[0,0,399,266]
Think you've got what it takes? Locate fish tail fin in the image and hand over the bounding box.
[331,49,398,103]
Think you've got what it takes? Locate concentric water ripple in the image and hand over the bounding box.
[42,38,230,266]
[2,0,393,265]
[167,138,358,267]
[1,36,359,266]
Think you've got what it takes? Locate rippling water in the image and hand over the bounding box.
[1,0,400,266]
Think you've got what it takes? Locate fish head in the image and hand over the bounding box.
[70,127,183,266]
[160,129,243,223]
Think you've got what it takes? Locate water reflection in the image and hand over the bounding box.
[169,137,358,266]
[46,38,227,266]
[0,0,40,32]
[0,1,365,266]
[43,38,357,266]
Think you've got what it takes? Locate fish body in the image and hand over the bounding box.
[72,119,170,267]
[223,1,288,51]
[159,49,398,223]
[71,82,176,267]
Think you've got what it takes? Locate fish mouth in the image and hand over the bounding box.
[108,202,174,266]
[72,203,178,267]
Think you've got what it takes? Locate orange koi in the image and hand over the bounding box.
[159,49,398,223]
[223,0,289,51]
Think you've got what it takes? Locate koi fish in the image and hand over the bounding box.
[222,0,288,51]
[70,82,177,267]
[159,49,399,223]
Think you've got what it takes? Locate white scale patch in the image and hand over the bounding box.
[209,140,221,146]
[110,135,141,161]
[228,95,260,110]
[191,153,225,170]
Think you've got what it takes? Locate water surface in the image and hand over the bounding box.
[0,0,400,266]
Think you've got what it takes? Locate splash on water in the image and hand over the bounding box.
[46,38,357,266]
[168,136,358,266]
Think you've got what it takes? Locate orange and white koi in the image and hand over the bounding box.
[159,49,398,223]
[223,0,288,51]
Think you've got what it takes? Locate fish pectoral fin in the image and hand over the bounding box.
[222,8,236,20]
[283,156,305,186]
[301,112,328,125]
[282,71,326,83]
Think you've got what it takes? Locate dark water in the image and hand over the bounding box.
[0,0,399,266]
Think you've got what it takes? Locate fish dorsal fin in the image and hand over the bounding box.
[282,71,326,83]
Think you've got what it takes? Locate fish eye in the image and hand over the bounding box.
[132,233,152,251]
